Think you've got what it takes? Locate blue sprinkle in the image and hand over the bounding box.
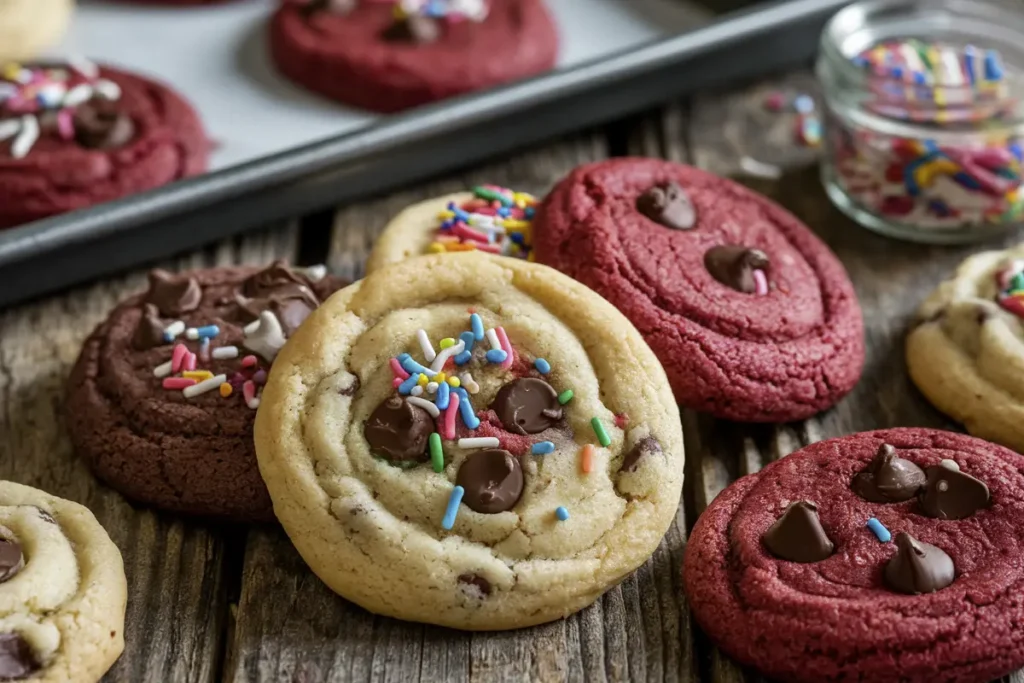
[470,314,485,341]
[534,358,551,374]
[497,207,511,218]
[531,441,555,455]
[436,381,451,410]
[851,56,869,68]
[1010,142,1023,162]
[525,207,535,219]
[866,518,891,543]
[453,388,480,429]
[442,486,465,530]
[912,71,926,85]
[398,374,420,395]
[486,349,508,364]
[195,325,220,338]
[454,351,473,366]
[162,332,174,343]
[889,65,904,81]
[793,94,814,114]
[964,45,977,85]
[985,49,1004,82]
[509,232,526,246]
[455,331,476,365]
[459,331,475,353]
[398,353,434,378]
[555,506,569,522]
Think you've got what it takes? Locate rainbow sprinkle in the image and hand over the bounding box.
[555,506,570,522]
[428,186,537,259]
[442,485,465,530]
[391,0,489,23]
[996,260,1024,318]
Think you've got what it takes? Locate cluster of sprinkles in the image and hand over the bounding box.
[996,259,1024,318]
[763,91,821,147]
[427,186,537,259]
[387,0,489,22]
[0,58,121,159]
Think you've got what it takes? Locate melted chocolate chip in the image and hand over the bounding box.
[383,15,441,43]
[622,437,661,473]
[364,397,433,464]
[884,532,955,595]
[491,378,562,435]
[237,261,321,335]
[456,449,524,514]
[144,269,202,317]
[0,538,23,584]
[73,101,135,150]
[132,303,167,350]
[636,182,696,230]
[704,246,770,294]
[0,633,38,680]
[763,501,833,563]
[919,461,990,520]
[851,444,926,503]
[457,573,492,597]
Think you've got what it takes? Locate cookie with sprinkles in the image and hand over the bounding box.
[0,58,207,229]
[366,186,537,272]
[684,428,1024,682]
[907,244,1024,453]
[269,0,558,112]
[66,262,346,521]
[254,253,684,629]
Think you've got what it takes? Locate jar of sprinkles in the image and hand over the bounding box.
[817,0,1024,243]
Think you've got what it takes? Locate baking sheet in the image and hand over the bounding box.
[59,0,712,173]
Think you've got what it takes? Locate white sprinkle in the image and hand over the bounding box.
[11,115,39,159]
[411,385,424,397]
[212,346,239,360]
[92,79,121,101]
[739,156,782,180]
[458,437,500,449]
[416,329,437,362]
[0,119,20,142]
[407,396,440,418]
[153,360,173,378]
[459,372,480,394]
[426,382,439,394]
[485,328,502,351]
[940,459,961,471]
[186,328,200,340]
[247,397,261,410]
[62,83,94,108]
[302,265,327,282]
[68,55,99,78]
[183,374,228,398]
[163,320,185,339]
[430,340,466,372]
[243,319,261,335]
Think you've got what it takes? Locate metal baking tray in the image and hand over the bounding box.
[0,0,852,308]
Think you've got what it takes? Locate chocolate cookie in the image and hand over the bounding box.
[66,262,345,521]
[683,428,1024,682]
[269,0,559,112]
[0,59,207,229]
[532,158,865,422]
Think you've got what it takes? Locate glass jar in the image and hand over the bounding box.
[817,0,1024,244]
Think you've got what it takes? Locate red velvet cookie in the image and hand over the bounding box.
[66,262,345,521]
[269,0,559,113]
[684,428,1024,683]
[0,60,207,229]
[533,158,864,422]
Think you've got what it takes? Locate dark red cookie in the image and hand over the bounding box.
[269,0,559,113]
[683,428,1024,683]
[66,262,345,521]
[0,64,207,229]
[533,158,864,422]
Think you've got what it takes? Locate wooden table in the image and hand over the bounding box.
[2,67,1023,683]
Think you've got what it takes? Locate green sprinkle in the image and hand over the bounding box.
[473,186,511,205]
[591,417,611,447]
[430,433,444,473]
[439,338,456,349]
[557,389,574,405]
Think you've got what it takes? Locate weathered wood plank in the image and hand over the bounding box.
[0,224,297,683]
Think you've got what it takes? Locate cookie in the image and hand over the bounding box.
[907,246,1024,453]
[0,480,127,683]
[0,0,72,64]
[66,262,345,521]
[684,428,1024,683]
[254,253,684,629]
[0,59,208,229]
[533,158,865,422]
[365,186,538,272]
[269,0,559,113]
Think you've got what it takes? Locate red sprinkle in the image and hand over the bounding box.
[171,344,189,373]
[163,377,196,390]
[614,413,630,430]
[243,380,257,404]
[241,355,258,368]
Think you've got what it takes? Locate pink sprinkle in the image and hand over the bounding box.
[243,380,256,404]
[494,327,514,370]
[241,355,258,368]
[163,377,196,390]
[183,352,197,372]
[753,269,769,296]
[451,222,491,244]
[56,109,74,140]
[476,243,502,254]
[389,357,410,380]
[443,391,460,440]
[392,377,403,389]
[171,344,189,373]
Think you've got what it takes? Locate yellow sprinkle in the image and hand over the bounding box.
[183,371,214,381]
[417,373,429,386]
[447,376,461,388]
[435,373,447,383]
[439,338,456,349]
[502,219,530,230]
[428,242,446,254]
[438,210,456,219]
[219,383,233,398]
[2,63,21,80]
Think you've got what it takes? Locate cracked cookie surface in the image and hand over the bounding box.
[532,158,865,422]
[254,253,684,629]
[0,480,126,683]
[684,428,1024,683]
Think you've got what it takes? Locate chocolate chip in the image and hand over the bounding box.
[383,15,441,43]
[636,182,696,230]
[622,436,661,473]
[0,633,38,680]
[0,538,23,584]
[457,573,492,597]
[919,461,990,520]
[237,261,321,335]
[884,532,954,595]
[363,397,433,464]
[763,501,833,563]
[455,449,523,514]
[144,269,202,317]
[851,444,926,503]
[704,246,771,294]
[491,378,562,435]
[73,101,135,150]
[132,303,167,350]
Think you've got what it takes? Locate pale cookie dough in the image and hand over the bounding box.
[255,253,685,630]
[365,187,537,274]
[907,245,1024,453]
[0,0,73,63]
